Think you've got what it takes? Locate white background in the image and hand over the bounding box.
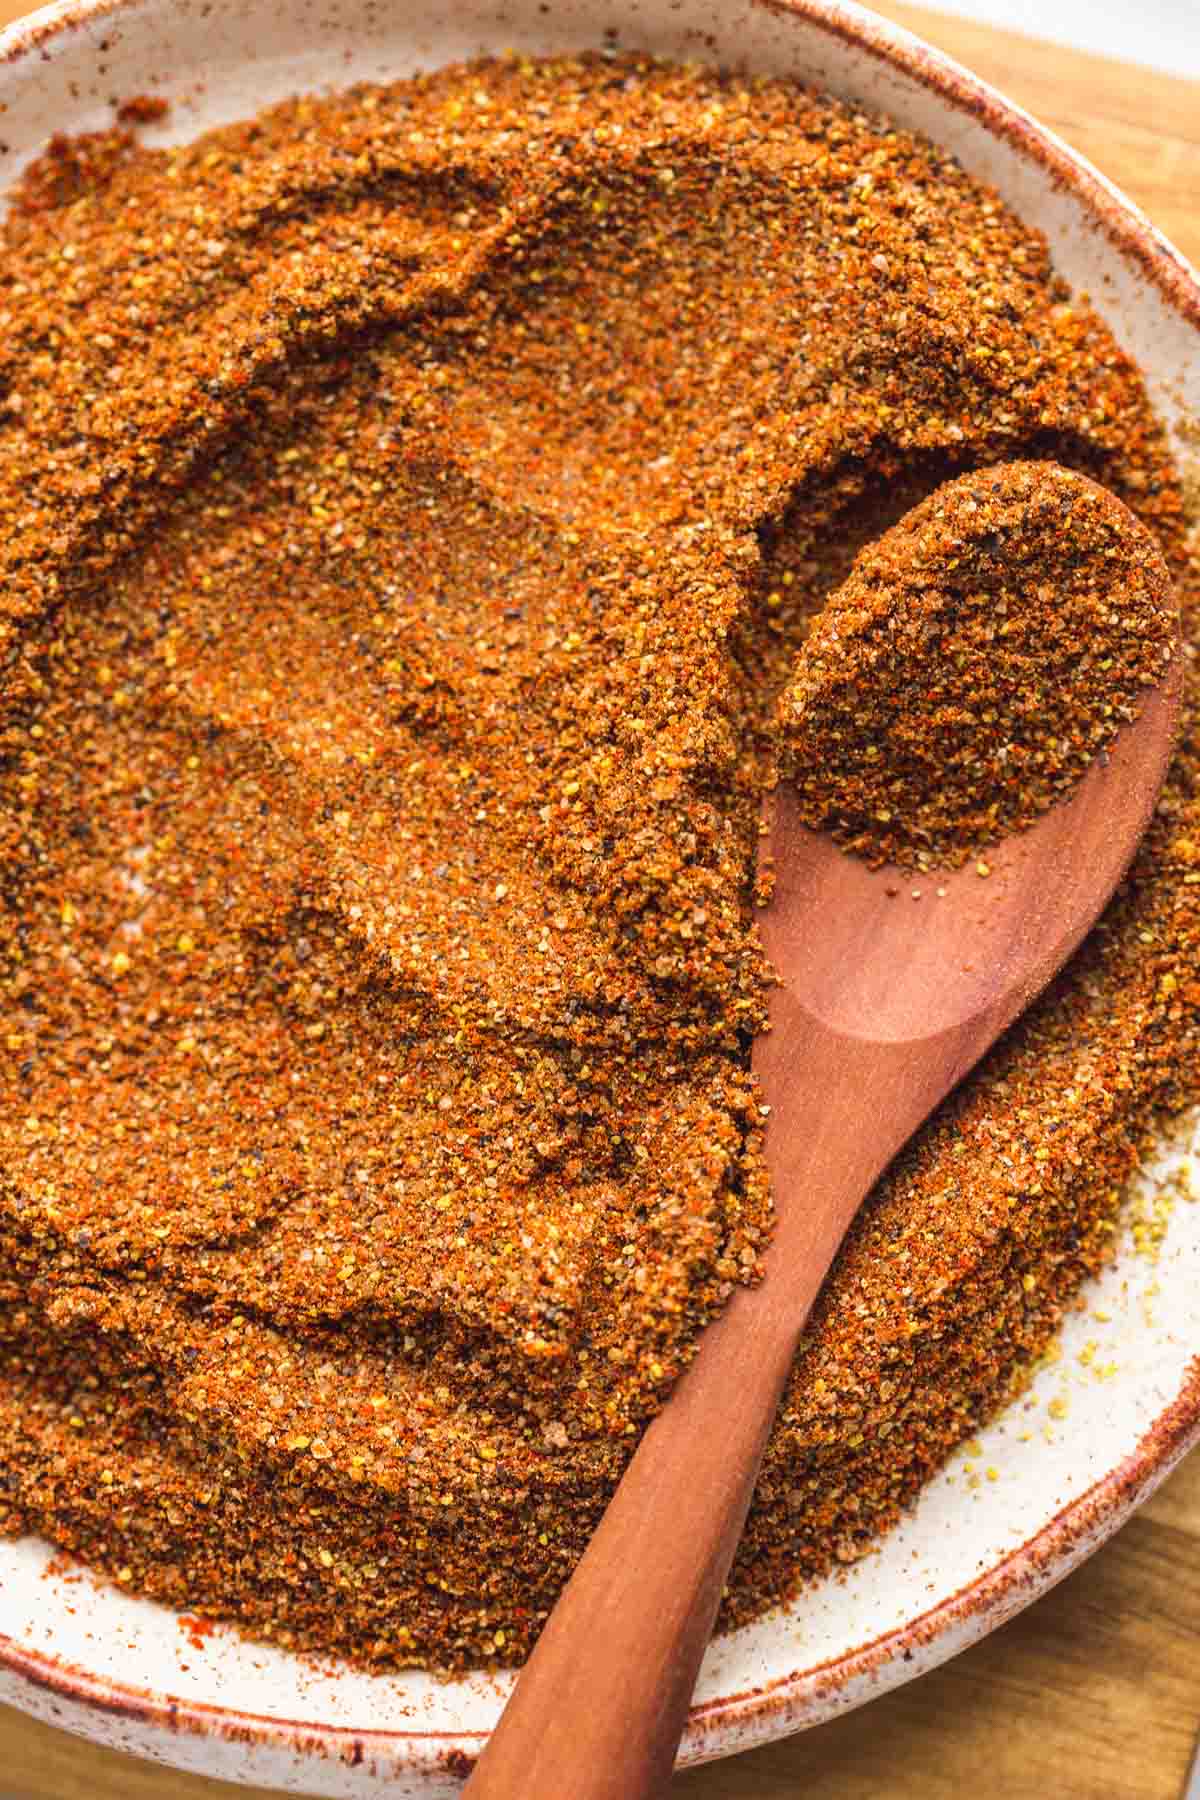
[925,0,1200,78]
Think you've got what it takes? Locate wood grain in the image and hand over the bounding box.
[0,3,1196,1798]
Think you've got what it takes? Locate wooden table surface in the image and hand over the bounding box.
[0,2,1197,1796]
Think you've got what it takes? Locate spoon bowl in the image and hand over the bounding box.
[762,669,1182,1051]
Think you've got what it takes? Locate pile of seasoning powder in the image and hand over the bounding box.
[777,461,1177,868]
[0,55,1196,1671]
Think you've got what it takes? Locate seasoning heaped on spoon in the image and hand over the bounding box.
[776,461,1177,869]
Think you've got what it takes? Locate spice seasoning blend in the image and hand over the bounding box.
[0,54,1196,1670]
[777,461,1176,868]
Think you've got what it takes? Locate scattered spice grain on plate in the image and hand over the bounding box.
[0,53,1197,1670]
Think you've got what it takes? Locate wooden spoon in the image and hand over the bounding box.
[464,602,1181,1800]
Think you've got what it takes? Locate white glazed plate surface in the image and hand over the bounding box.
[0,1,1198,1793]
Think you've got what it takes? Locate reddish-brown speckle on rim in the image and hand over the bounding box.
[1,1356,1197,1766]
[766,0,1200,332]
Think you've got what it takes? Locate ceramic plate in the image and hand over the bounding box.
[0,0,1198,1792]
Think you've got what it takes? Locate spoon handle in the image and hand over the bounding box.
[461,1282,804,1800]
[464,1022,894,1800]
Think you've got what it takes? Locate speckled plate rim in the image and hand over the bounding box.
[0,0,1197,1788]
[3,1357,1199,1767]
